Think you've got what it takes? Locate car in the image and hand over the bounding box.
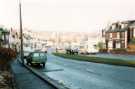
[65,48,79,55]
[79,48,88,54]
[25,51,47,68]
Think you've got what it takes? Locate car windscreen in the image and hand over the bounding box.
[33,53,39,57]
[33,53,46,58]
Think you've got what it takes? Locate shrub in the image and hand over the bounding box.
[112,48,127,52]
[110,48,127,54]
[0,47,17,70]
[97,42,105,49]
[99,48,108,53]
[129,38,135,44]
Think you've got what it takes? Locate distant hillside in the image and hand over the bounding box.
[31,31,101,43]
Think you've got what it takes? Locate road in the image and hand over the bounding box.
[33,52,135,89]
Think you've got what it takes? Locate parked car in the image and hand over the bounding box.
[79,47,98,55]
[24,51,47,68]
[66,48,79,55]
[79,48,88,54]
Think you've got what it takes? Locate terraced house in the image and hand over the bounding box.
[104,20,135,51]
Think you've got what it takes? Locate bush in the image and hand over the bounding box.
[99,48,108,53]
[110,48,127,54]
[0,47,17,70]
[112,48,127,52]
[129,38,135,44]
[97,42,105,50]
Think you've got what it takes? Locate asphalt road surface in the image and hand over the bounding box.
[34,52,135,89]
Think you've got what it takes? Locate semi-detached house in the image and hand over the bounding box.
[104,20,135,51]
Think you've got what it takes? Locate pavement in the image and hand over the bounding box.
[33,52,135,89]
[11,59,56,89]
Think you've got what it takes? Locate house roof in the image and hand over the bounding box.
[128,22,135,27]
[105,20,135,33]
[106,27,128,33]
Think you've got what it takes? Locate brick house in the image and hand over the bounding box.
[104,20,135,51]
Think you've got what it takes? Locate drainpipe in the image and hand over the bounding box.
[125,31,127,48]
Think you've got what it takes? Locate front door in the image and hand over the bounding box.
[113,40,116,49]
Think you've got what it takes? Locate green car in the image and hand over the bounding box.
[25,51,47,68]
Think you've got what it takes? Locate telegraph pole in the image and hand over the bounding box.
[19,0,24,63]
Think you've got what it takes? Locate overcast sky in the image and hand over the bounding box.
[0,0,135,32]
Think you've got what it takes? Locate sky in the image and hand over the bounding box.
[0,0,135,32]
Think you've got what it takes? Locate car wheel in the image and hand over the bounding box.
[26,61,29,65]
[30,62,33,66]
[42,63,45,68]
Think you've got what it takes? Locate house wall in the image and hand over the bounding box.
[133,28,135,37]
[112,32,117,38]
[117,32,120,39]
[106,31,127,50]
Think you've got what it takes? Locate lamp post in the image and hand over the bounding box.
[19,0,24,63]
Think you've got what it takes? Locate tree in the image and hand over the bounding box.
[97,42,105,50]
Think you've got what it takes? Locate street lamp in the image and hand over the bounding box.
[19,0,24,63]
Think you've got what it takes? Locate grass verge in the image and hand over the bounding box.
[53,52,135,67]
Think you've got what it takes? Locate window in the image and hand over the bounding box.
[33,53,39,57]
[117,32,120,39]
[120,32,125,38]
[39,53,45,57]
[110,33,112,38]
[121,24,125,29]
